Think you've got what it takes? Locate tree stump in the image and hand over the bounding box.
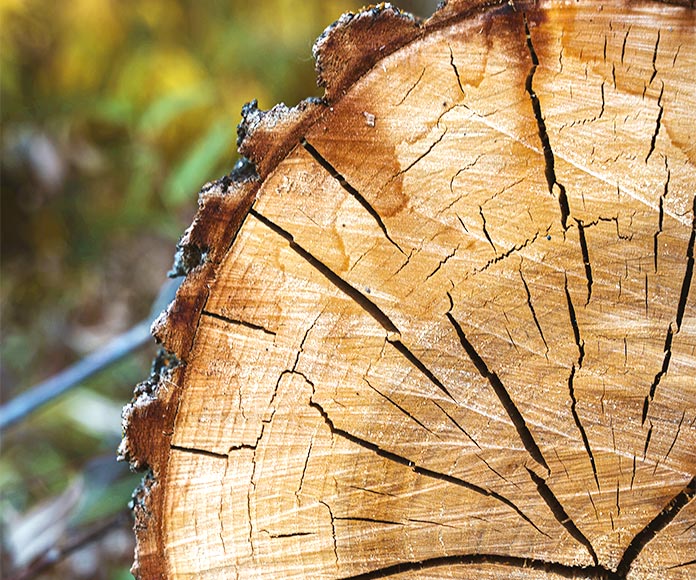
[120,1,696,578]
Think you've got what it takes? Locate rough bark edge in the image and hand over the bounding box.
[120,0,693,577]
[313,3,422,101]
[236,98,327,179]
[119,169,259,577]
[119,350,182,578]
[154,166,259,356]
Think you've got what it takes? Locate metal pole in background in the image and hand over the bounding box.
[0,277,182,431]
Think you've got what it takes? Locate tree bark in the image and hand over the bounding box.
[120,1,696,578]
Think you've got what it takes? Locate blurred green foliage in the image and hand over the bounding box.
[1,0,380,395]
[0,0,437,577]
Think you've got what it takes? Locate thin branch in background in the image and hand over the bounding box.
[0,277,182,431]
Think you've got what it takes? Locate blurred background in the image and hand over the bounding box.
[0,1,437,578]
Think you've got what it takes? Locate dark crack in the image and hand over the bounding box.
[340,553,618,580]
[389,129,447,180]
[425,245,459,280]
[643,195,695,422]
[476,230,542,273]
[645,82,664,163]
[654,162,670,272]
[671,44,682,68]
[318,499,339,565]
[446,293,549,472]
[447,154,484,199]
[335,516,403,526]
[251,209,399,335]
[519,268,549,354]
[265,531,314,539]
[387,338,456,402]
[643,420,654,460]
[649,29,661,86]
[476,453,520,489]
[310,398,548,537]
[588,490,600,523]
[364,377,438,437]
[564,275,585,368]
[667,558,696,570]
[621,27,631,65]
[432,400,481,449]
[526,467,599,566]
[563,275,599,488]
[449,45,465,95]
[301,139,404,254]
[395,66,426,106]
[615,480,621,517]
[202,310,276,336]
[456,213,469,233]
[296,436,314,499]
[170,445,228,460]
[676,195,696,331]
[575,220,594,305]
[664,411,686,463]
[523,14,571,230]
[568,365,600,492]
[602,34,607,62]
[616,476,696,577]
[642,326,674,425]
[479,206,497,252]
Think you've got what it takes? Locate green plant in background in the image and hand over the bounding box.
[0,1,436,577]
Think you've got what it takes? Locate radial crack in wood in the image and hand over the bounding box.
[121,1,696,578]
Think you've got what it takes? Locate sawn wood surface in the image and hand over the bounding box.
[120,1,696,578]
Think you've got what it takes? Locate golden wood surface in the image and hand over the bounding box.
[121,1,695,577]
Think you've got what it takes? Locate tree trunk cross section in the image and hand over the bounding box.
[121,1,696,578]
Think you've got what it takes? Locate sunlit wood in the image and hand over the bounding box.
[121,1,695,578]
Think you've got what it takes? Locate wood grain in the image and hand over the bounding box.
[121,1,695,578]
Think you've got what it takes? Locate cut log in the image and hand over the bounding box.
[120,1,696,578]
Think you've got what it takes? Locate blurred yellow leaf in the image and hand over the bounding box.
[135,0,185,35]
[138,84,216,137]
[0,0,25,18]
[116,46,208,109]
[50,0,125,93]
[163,120,235,207]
